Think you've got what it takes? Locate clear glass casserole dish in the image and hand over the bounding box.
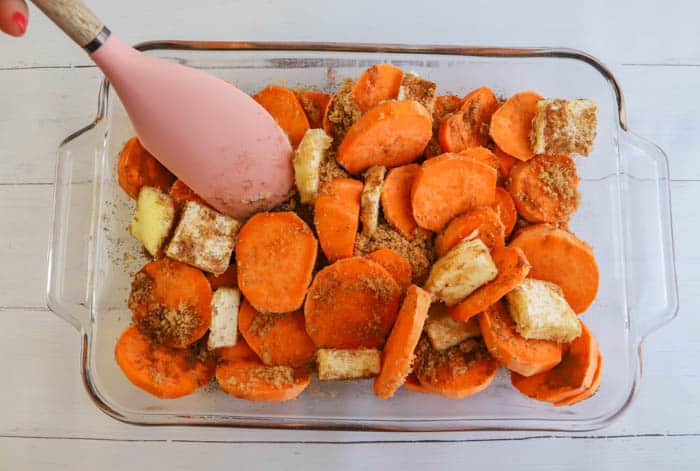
[46,41,678,431]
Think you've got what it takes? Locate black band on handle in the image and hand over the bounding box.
[84,26,111,53]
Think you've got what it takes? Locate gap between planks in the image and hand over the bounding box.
[1,432,700,444]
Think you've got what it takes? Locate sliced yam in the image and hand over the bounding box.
[206,264,237,290]
[554,352,603,406]
[316,348,381,380]
[314,178,363,261]
[424,95,464,159]
[236,211,318,313]
[381,164,430,240]
[492,187,518,236]
[366,248,413,289]
[118,136,175,199]
[508,154,580,223]
[360,165,386,236]
[238,300,316,367]
[354,223,432,286]
[411,153,497,232]
[304,257,402,348]
[374,285,431,399]
[337,100,433,174]
[449,245,530,321]
[253,85,310,147]
[413,336,499,399]
[352,63,404,112]
[425,302,481,351]
[425,238,498,307]
[128,258,212,348]
[216,359,311,402]
[490,91,543,161]
[217,336,258,363]
[438,86,498,152]
[169,179,207,211]
[457,146,500,172]
[297,90,332,129]
[478,301,562,377]
[115,325,215,399]
[510,224,599,313]
[493,146,518,181]
[435,206,506,257]
[511,321,599,403]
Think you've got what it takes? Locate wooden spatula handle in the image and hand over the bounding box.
[31,0,109,51]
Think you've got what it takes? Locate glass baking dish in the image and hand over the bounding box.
[46,41,678,431]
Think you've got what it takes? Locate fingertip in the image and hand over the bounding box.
[12,11,27,35]
[0,0,28,37]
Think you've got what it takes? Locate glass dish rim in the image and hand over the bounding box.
[50,40,675,432]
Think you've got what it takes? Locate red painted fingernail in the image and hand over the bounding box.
[13,12,27,34]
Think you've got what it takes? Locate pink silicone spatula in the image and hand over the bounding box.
[31,0,294,219]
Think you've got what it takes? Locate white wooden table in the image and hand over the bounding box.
[1,1,699,468]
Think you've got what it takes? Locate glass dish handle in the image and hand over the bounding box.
[46,120,103,332]
[619,131,679,342]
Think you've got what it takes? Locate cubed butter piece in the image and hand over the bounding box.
[165,201,240,275]
[397,72,437,114]
[505,278,582,343]
[424,238,498,306]
[316,348,381,381]
[129,186,175,257]
[360,165,386,236]
[424,303,481,351]
[207,287,241,350]
[531,98,598,156]
[293,128,333,204]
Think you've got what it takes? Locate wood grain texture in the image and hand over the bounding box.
[2,435,700,470]
[31,0,104,47]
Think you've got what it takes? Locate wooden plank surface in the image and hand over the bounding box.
[2,435,699,471]
[1,0,699,68]
[0,0,698,468]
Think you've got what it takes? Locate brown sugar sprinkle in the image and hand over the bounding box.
[538,157,578,202]
[347,275,396,302]
[249,312,284,338]
[319,149,350,186]
[135,302,203,347]
[461,99,491,146]
[413,336,491,384]
[326,78,362,143]
[129,269,205,346]
[398,73,437,114]
[224,365,295,391]
[354,223,434,284]
[128,271,154,308]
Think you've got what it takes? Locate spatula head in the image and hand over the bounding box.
[92,36,294,219]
